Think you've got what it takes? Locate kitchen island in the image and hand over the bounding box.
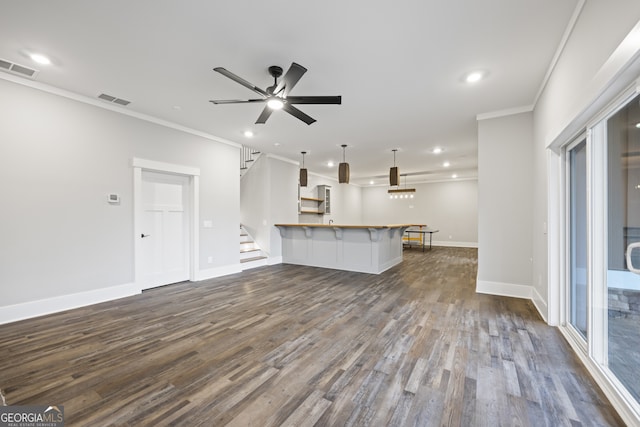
[274,223,412,274]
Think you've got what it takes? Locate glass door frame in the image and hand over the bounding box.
[560,86,640,417]
[564,134,589,352]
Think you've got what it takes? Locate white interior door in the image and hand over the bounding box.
[139,170,190,289]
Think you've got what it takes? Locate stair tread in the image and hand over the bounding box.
[240,248,260,253]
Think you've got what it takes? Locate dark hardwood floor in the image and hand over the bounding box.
[0,247,625,426]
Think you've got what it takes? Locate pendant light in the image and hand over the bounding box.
[338,144,350,184]
[388,151,416,197]
[388,174,416,198]
[299,151,308,187]
[389,149,400,186]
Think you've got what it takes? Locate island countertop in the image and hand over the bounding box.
[274,223,416,229]
[275,223,414,274]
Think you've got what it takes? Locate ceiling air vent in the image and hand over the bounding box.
[0,58,39,79]
[98,93,131,106]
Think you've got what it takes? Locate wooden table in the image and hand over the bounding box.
[404,228,439,251]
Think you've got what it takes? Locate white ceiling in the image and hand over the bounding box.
[0,0,579,186]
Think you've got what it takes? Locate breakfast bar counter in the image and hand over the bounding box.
[274,223,412,274]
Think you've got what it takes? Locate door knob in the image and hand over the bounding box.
[141,234,150,238]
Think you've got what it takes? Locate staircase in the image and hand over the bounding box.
[240,225,268,270]
[240,146,261,177]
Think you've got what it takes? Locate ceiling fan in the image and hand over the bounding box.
[210,62,341,125]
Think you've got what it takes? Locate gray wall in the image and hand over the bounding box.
[0,78,240,307]
[477,112,533,289]
[361,180,478,247]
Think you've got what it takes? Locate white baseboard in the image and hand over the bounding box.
[531,286,548,322]
[476,280,533,299]
[432,240,478,248]
[195,263,243,281]
[0,262,263,325]
[476,280,549,322]
[0,282,140,325]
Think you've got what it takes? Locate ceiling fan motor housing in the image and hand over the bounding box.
[268,66,283,78]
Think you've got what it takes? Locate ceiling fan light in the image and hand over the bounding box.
[267,98,284,110]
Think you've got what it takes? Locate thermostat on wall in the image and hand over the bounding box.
[107,193,120,204]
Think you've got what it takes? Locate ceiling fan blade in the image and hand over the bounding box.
[283,103,316,125]
[213,67,269,97]
[285,96,342,105]
[273,62,307,97]
[209,99,266,104]
[255,105,274,124]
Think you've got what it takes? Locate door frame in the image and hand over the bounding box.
[133,158,200,289]
[551,85,640,424]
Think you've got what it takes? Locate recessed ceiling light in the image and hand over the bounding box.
[432,147,442,154]
[244,130,254,137]
[172,105,182,110]
[327,161,335,167]
[636,123,640,128]
[443,161,450,167]
[369,180,375,185]
[29,53,50,65]
[273,142,280,146]
[452,174,458,178]
[465,71,484,83]
[267,98,284,110]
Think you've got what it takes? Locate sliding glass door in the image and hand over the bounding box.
[565,92,640,410]
[606,94,640,404]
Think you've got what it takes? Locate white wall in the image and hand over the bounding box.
[240,154,270,250]
[361,180,478,247]
[477,112,533,296]
[267,156,299,259]
[533,4,640,322]
[240,154,298,260]
[0,78,240,317]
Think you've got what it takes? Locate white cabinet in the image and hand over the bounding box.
[299,185,331,215]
